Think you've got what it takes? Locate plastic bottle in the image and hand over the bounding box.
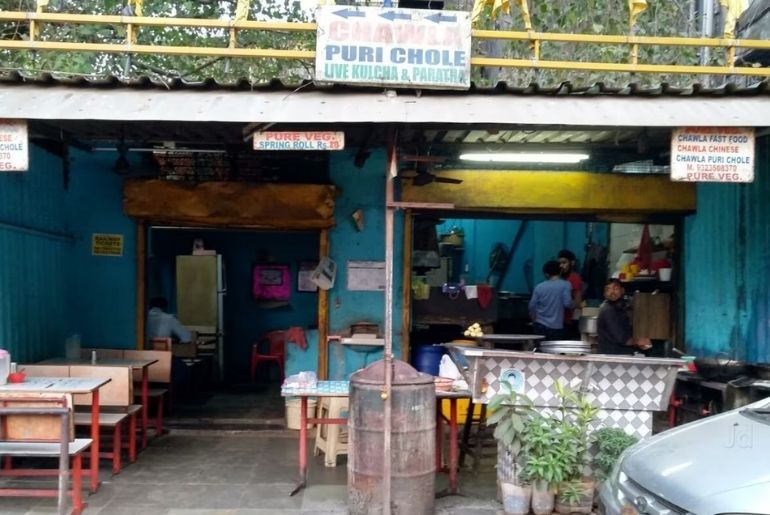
[0,350,10,385]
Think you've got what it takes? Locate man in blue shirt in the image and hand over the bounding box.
[146,296,194,343]
[529,260,574,341]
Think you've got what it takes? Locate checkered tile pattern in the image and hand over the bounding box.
[477,357,675,413]
[281,380,350,397]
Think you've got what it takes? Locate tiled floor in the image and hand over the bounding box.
[0,390,502,514]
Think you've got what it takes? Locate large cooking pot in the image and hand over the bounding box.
[579,315,598,335]
[694,354,748,381]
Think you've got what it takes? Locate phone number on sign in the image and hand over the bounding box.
[696,163,738,173]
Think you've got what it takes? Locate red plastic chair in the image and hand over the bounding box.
[250,330,286,382]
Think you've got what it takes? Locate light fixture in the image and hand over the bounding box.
[458,152,590,164]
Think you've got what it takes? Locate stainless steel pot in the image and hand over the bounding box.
[579,315,598,335]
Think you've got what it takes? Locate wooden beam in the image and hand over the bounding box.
[401,170,696,214]
[135,221,146,350]
[400,210,413,362]
[317,229,330,380]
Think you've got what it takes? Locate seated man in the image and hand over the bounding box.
[597,279,652,355]
[146,296,194,390]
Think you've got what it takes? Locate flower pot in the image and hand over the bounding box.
[555,480,594,514]
[531,479,555,515]
[500,482,532,515]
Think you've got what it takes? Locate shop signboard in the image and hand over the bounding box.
[0,119,28,172]
[315,6,471,90]
[92,233,124,257]
[670,127,755,183]
[253,131,345,151]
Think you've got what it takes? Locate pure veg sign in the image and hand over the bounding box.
[670,127,755,183]
[0,119,28,172]
[315,6,471,90]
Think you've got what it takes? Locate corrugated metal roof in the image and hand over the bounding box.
[2,70,769,97]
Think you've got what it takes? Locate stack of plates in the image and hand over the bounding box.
[539,340,592,355]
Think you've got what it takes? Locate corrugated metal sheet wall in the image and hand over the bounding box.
[0,148,71,363]
[685,136,770,363]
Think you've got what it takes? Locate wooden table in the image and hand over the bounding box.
[0,377,111,494]
[280,381,470,497]
[38,358,158,449]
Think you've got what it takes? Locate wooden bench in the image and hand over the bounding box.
[20,363,139,474]
[124,350,172,436]
[70,365,139,475]
[0,393,91,515]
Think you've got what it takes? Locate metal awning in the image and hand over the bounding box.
[1,84,770,127]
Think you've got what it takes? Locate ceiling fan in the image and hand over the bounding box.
[398,154,463,186]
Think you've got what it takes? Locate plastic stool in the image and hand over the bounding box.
[313,397,348,467]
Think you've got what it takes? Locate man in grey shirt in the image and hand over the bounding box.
[529,260,574,341]
[146,296,194,343]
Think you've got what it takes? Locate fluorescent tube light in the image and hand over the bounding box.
[459,152,590,164]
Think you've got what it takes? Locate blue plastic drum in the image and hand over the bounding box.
[413,344,445,376]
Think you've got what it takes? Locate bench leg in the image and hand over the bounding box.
[71,454,84,515]
[129,413,137,463]
[155,395,164,436]
[112,424,122,475]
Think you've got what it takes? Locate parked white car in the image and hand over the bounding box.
[598,396,770,515]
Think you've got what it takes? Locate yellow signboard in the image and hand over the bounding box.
[92,233,124,257]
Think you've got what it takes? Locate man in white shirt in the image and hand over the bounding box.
[146,297,194,343]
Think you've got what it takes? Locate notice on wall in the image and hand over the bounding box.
[92,233,124,257]
[315,6,471,89]
[0,119,28,172]
[670,127,755,183]
[253,131,345,151]
[347,260,385,291]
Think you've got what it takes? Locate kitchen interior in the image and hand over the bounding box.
[409,215,677,353]
[409,211,770,426]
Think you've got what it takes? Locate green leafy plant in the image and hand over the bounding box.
[487,380,534,484]
[521,415,576,487]
[592,427,638,481]
[553,381,599,480]
[558,480,585,505]
[488,381,533,455]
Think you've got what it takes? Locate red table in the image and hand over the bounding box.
[0,376,111,495]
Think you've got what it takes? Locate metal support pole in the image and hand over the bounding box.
[381,135,398,515]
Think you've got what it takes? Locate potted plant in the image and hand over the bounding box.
[521,414,576,515]
[592,427,638,483]
[549,381,599,515]
[487,381,534,515]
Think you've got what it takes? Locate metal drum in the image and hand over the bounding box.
[348,359,435,515]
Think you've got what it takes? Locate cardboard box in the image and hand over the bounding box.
[172,342,198,358]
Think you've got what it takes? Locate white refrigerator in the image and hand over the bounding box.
[175,254,226,380]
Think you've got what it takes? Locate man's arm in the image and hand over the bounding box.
[169,316,192,343]
[561,282,575,309]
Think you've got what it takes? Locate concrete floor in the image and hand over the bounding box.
[0,385,504,514]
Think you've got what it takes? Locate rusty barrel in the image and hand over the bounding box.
[348,359,436,515]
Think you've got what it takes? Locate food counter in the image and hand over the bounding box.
[447,346,682,439]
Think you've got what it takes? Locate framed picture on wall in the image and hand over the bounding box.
[297,261,318,292]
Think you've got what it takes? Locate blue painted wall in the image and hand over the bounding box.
[684,136,770,363]
[327,150,404,379]
[0,147,71,363]
[65,150,138,349]
[148,229,319,380]
[436,219,604,295]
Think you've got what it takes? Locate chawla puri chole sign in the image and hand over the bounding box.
[315,6,471,89]
[670,127,755,183]
[0,119,28,172]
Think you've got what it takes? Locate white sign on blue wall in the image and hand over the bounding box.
[315,6,471,90]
